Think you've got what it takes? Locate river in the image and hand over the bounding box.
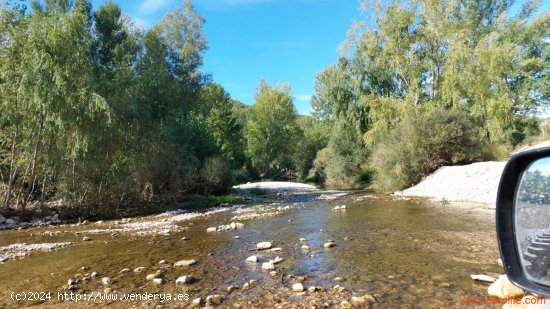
[0,189,501,308]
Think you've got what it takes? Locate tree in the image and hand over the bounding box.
[245,81,301,178]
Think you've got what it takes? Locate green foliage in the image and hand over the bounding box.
[371,110,488,192]
[0,0,244,211]
[312,0,549,188]
[245,81,302,179]
[323,119,370,187]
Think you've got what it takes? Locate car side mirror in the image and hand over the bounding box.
[497,148,550,297]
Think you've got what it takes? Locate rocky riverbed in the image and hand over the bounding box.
[0,184,507,308]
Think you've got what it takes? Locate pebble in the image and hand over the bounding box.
[256,242,272,249]
[332,285,345,292]
[206,294,223,305]
[101,277,110,285]
[334,277,344,282]
[301,245,310,250]
[341,300,352,308]
[299,238,306,241]
[243,282,250,289]
[234,236,240,239]
[176,275,195,284]
[246,256,259,263]
[181,237,189,241]
[174,259,197,267]
[159,260,168,264]
[292,283,304,292]
[308,286,317,292]
[270,247,283,252]
[146,273,160,281]
[227,286,239,293]
[269,256,284,264]
[68,279,76,286]
[192,298,202,306]
[82,237,91,241]
[133,267,146,273]
[91,272,98,277]
[119,268,131,274]
[324,242,335,248]
[262,262,275,271]
[206,227,217,233]
[488,275,524,299]
[152,278,163,285]
[270,271,277,276]
[351,295,375,306]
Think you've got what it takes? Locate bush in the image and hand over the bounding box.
[371,110,487,193]
[323,121,369,187]
[200,157,231,195]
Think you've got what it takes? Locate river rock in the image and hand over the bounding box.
[351,295,375,305]
[471,274,496,283]
[82,237,91,241]
[152,278,164,285]
[243,282,250,289]
[308,286,317,292]
[257,242,272,249]
[262,262,275,271]
[192,298,202,306]
[227,286,239,293]
[174,259,197,267]
[246,256,259,263]
[146,273,161,280]
[101,277,110,285]
[270,247,283,252]
[91,272,98,277]
[334,277,344,282]
[341,300,352,308]
[270,256,284,264]
[301,245,310,250]
[68,279,76,286]
[324,242,335,248]
[299,238,306,241]
[487,274,524,299]
[332,285,346,292]
[0,215,5,224]
[206,227,217,233]
[176,275,195,284]
[159,260,168,264]
[133,267,146,273]
[206,294,223,305]
[292,283,304,292]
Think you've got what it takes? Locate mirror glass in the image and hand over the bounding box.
[515,157,550,286]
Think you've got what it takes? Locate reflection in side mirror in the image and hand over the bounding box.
[515,157,550,286]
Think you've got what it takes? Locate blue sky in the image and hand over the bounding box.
[89,0,362,114]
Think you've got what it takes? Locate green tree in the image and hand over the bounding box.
[246,81,301,178]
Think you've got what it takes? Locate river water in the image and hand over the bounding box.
[0,190,501,308]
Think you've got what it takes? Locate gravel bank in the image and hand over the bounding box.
[396,161,507,204]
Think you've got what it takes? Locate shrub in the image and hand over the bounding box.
[371,110,487,193]
[200,157,231,195]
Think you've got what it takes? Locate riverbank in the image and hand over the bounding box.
[0,187,502,308]
[397,139,550,205]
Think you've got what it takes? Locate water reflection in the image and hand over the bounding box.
[515,157,550,285]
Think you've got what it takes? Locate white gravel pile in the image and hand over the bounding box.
[397,161,507,204]
[233,182,318,193]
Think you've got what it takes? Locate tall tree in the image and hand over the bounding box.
[246,81,301,178]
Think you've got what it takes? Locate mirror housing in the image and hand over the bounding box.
[497,147,550,297]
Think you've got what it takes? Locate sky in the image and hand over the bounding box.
[88,0,363,114]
